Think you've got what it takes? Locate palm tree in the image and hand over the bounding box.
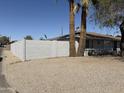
[69,0,76,57]
[56,0,76,57]
[76,0,89,56]
[75,0,124,57]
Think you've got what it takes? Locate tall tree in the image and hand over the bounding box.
[69,0,76,57]
[76,0,124,57]
[77,0,89,56]
[24,35,33,40]
[0,36,10,45]
[120,21,124,56]
[92,0,124,56]
[56,0,76,57]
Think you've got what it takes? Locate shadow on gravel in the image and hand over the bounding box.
[0,48,19,93]
[114,57,124,62]
[0,48,3,74]
[0,48,10,88]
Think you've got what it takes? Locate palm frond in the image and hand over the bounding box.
[73,3,81,14]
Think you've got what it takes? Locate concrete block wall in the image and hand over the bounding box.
[11,40,26,61]
[11,40,78,61]
[25,40,60,60]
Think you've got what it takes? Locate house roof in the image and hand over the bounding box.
[49,31,121,41]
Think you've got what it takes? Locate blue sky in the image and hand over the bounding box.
[0,0,119,40]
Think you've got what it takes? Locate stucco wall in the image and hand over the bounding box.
[25,40,71,60]
[11,40,25,61]
[11,40,78,61]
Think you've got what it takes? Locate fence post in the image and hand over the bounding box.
[23,39,26,61]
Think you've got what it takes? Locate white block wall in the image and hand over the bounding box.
[11,40,26,61]
[11,40,78,61]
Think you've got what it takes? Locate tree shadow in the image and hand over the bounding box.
[0,48,10,88]
[114,57,124,62]
[0,48,3,74]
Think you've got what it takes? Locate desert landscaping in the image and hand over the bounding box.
[0,0,124,93]
[1,50,124,93]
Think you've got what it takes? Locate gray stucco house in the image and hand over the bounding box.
[49,31,121,55]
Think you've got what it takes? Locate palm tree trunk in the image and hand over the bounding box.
[69,0,76,57]
[120,21,124,57]
[77,6,87,56]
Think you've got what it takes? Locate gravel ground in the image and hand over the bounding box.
[3,50,124,93]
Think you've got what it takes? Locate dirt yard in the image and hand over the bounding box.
[3,50,124,93]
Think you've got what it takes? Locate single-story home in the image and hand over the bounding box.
[49,31,121,55]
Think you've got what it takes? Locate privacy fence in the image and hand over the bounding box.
[11,40,78,61]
